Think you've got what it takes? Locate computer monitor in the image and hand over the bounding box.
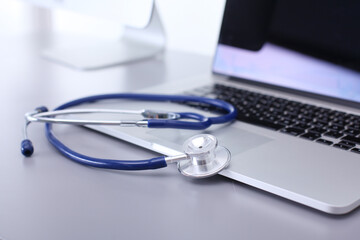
[22,0,165,70]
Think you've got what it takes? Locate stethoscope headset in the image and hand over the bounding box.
[22,93,237,178]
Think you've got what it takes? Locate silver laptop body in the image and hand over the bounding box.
[82,1,360,214]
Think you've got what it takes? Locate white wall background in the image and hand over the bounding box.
[157,0,226,56]
[0,0,226,57]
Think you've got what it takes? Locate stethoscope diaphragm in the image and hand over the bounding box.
[177,134,231,178]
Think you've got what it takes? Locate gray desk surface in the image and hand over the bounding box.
[0,35,359,240]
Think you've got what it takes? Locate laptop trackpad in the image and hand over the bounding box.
[148,126,273,156]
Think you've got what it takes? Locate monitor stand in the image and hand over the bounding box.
[42,5,165,71]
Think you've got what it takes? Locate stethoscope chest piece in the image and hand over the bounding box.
[177,134,231,178]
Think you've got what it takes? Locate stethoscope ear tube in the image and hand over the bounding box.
[21,106,49,157]
[147,112,211,130]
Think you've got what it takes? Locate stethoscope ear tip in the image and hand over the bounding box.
[35,106,49,113]
[21,106,47,157]
[21,139,34,157]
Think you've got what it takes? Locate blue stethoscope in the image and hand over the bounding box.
[22,93,237,178]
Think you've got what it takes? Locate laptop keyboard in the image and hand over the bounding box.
[183,83,360,154]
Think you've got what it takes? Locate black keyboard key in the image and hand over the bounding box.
[268,116,279,122]
[348,123,360,130]
[351,148,360,154]
[331,111,346,118]
[338,140,356,147]
[277,118,292,126]
[343,129,360,136]
[326,125,344,131]
[293,123,310,130]
[314,117,329,124]
[318,107,332,114]
[217,94,232,101]
[280,127,305,136]
[307,127,326,134]
[258,98,270,106]
[271,102,283,109]
[237,115,286,130]
[331,119,346,127]
[245,95,257,102]
[300,132,321,141]
[183,101,213,110]
[324,131,343,139]
[283,110,298,117]
[297,116,312,124]
[275,97,288,104]
[316,139,333,145]
[333,143,351,150]
[288,101,302,108]
[341,135,360,145]
[310,122,327,128]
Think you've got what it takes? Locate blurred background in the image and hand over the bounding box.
[0,0,226,57]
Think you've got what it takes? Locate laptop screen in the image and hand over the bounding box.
[213,0,360,104]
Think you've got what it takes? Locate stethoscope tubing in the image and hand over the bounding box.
[51,93,237,129]
[25,93,237,171]
[45,123,168,170]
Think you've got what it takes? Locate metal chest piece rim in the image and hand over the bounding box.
[177,134,231,178]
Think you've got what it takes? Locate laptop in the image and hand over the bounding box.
[82,0,360,214]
